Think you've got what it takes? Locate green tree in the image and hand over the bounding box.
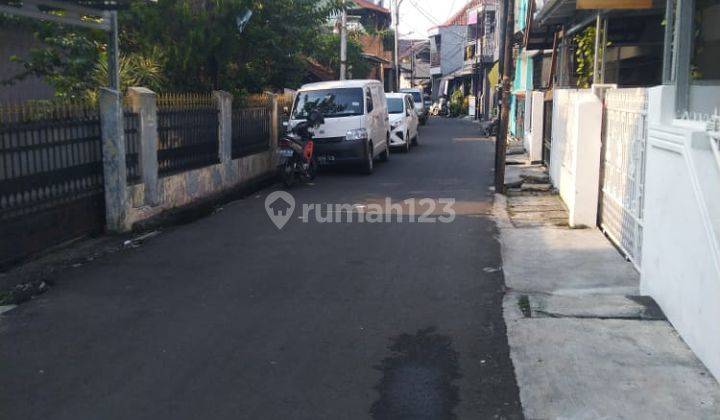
[119,0,342,94]
[2,0,351,98]
[573,26,610,88]
[312,32,370,79]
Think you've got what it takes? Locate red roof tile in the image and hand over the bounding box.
[350,0,391,14]
[432,0,490,28]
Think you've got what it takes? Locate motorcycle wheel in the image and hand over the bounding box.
[279,163,296,188]
[307,159,318,181]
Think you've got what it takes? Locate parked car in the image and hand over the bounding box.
[288,80,390,174]
[399,88,428,125]
[386,93,419,153]
[423,94,433,110]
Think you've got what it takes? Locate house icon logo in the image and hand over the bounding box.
[265,191,295,230]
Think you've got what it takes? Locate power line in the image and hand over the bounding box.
[448,0,458,21]
[406,0,470,41]
[407,0,439,26]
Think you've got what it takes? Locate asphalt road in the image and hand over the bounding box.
[0,118,523,419]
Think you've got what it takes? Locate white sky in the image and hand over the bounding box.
[395,0,472,39]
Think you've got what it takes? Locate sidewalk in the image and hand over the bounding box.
[493,191,720,419]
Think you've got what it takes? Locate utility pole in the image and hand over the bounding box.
[340,0,348,80]
[107,10,120,90]
[410,41,415,87]
[393,0,404,91]
[592,12,601,84]
[494,0,515,193]
[473,8,481,120]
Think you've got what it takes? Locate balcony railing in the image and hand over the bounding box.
[480,36,496,61]
[430,53,440,67]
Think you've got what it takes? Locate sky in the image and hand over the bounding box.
[395,0,471,39]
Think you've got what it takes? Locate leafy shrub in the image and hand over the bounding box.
[448,88,467,117]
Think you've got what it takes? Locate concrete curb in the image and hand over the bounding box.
[131,172,276,232]
[494,191,720,419]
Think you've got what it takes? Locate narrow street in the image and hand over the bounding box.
[0,118,522,419]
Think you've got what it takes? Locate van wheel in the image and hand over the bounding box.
[361,142,374,175]
[379,135,390,162]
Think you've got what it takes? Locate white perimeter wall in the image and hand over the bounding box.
[548,88,602,227]
[642,85,720,380]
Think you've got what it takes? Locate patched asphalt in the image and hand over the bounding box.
[0,118,522,419]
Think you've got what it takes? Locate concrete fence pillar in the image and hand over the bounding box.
[127,87,159,206]
[528,91,544,163]
[99,88,128,233]
[647,85,676,125]
[213,90,233,164]
[568,92,603,228]
[523,89,533,147]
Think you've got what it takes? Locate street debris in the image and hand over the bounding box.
[0,305,17,316]
[123,231,161,248]
[0,279,51,306]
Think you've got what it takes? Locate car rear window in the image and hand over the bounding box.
[387,98,404,114]
[404,92,422,103]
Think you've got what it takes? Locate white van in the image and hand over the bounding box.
[289,80,390,174]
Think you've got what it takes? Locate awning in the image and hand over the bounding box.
[361,53,391,65]
[536,0,579,26]
[535,0,665,28]
[441,67,474,83]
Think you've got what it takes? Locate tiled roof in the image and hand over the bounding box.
[350,0,391,15]
[432,0,492,28]
[398,39,428,59]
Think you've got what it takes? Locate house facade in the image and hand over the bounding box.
[347,0,393,90]
[398,39,430,91]
[464,0,502,118]
[428,0,502,118]
[429,24,467,100]
[508,0,720,380]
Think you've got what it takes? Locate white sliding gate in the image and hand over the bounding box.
[599,88,649,270]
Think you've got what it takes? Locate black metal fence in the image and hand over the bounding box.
[124,110,141,184]
[232,94,273,159]
[0,91,282,267]
[157,93,219,177]
[0,101,106,267]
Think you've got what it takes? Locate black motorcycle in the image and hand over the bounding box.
[277,109,324,187]
[480,117,499,137]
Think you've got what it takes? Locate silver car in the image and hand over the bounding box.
[399,88,428,125]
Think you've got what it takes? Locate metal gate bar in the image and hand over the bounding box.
[542,99,553,166]
[599,88,649,270]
